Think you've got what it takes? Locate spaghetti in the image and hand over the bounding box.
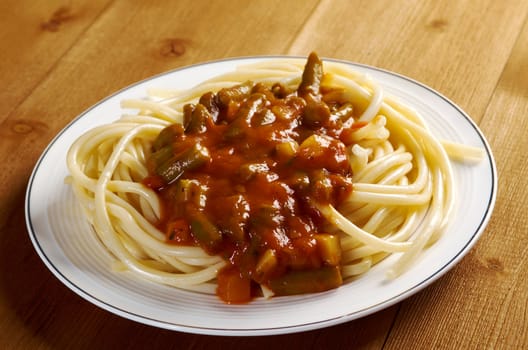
[66,53,481,303]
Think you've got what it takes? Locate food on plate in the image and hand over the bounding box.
[66,53,480,303]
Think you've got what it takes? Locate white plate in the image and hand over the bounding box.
[25,56,497,336]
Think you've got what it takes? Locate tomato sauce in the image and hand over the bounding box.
[143,53,363,303]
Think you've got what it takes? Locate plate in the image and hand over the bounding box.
[25,56,497,336]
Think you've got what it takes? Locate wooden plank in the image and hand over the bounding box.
[5,302,396,349]
[287,0,528,122]
[15,0,323,114]
[384,13,528,350]
[0,0,112,121]
[1,0,526,348]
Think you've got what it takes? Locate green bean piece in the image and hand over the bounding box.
[176,179,207,208]
[298,52,323,98]
[236,93,266,123]
[217,81,254,107]
[188,207,222,251]
[268,266,342,296]
[149,145,174,169]
[152,124,183,151]
[185,104,213,134]
[156,143,210,184]
[224,116,246,139]
[221,194,250,242]
[182,104,195,130]
[198,91,220,121]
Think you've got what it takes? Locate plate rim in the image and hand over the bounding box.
[24,55,498,336]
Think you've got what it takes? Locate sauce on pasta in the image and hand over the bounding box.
[66,52,469,305]
[144,53,361,303]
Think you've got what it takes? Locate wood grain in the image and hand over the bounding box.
[0,0,112,121]
[1,0,527,348]
[287,0,528,121]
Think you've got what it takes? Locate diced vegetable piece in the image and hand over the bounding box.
[271,97,306,121]
[314,234,341,266]
[182,103,195,128]
[251,109,276,126]
[156,143,210,184]
[152,124,184,151]
[187,207,222,251]
[299,133,326,150]
[236,93,266,123]
[268,266,342,296]
[296,134,330,168]
[250,83,277,103]
[217,81,254,107]
[310,170,334,203]
[271,82,292,98]
[216,267,252,304]
[224,116,247,139]
[287,171,310,190]
[184,103,213,134]
[298,52,323,98]
[255,249,278,282]
[198,91,220,121]
[234,236,261,277]
[221,194,250,242]
[302,101,331,128]
[223,100,240,122]
[296,134,349,174]
[308,171,353,205]
[175,179,207,208]
[275,141,299,161]
[149,145,174,169]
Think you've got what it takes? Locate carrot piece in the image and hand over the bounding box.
[216,267,252,304]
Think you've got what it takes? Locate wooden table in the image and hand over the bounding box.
[1,0,527,348]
